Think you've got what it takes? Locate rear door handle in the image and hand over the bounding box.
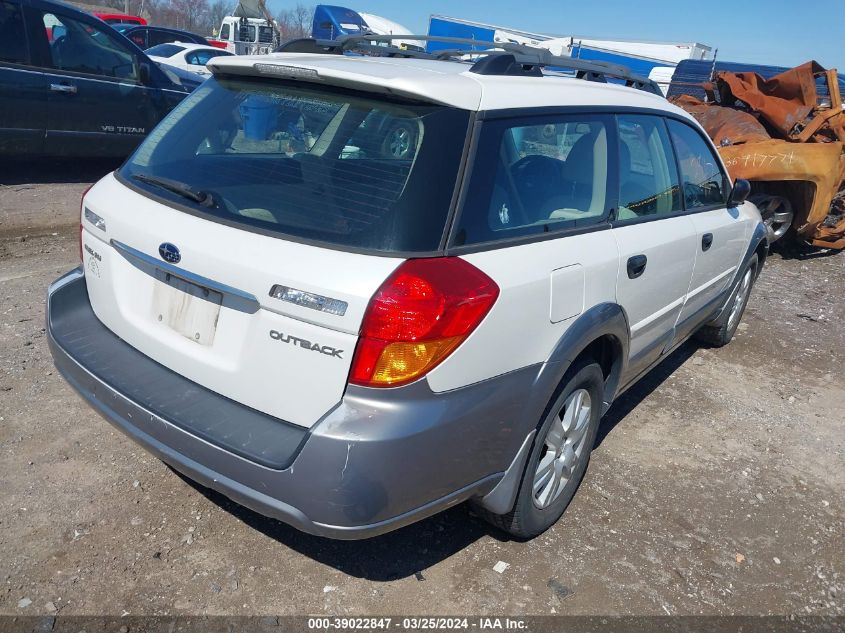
[626,254,648,279]
[50,82,77,94]
[702,233,713,251]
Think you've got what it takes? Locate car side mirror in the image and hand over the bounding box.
[728,178,751,205]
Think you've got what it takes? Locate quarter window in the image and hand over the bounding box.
[616,115,682,221]
[667,119,729,209]
[187,50,222,66]
[41,12,138,80]
[454,116,610,246]
[0,1,27,64]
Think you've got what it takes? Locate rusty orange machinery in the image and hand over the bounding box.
[672,62,845,249]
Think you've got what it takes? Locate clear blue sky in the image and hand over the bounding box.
[269,0,844,71]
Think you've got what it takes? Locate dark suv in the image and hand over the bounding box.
[0,0,192,157]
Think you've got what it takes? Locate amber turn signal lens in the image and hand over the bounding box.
[369,337,462,386]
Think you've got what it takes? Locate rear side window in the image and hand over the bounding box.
[186,49,227,66]
[454,115,610,246]
[0,1,27,64]
[148,29,181,47]
[666,119,729,209]
[145,43,185,58]
[616,115,682,221]
[120,78,470,253]
[125,29,146,48]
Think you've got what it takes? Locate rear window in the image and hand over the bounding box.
[238,24,255,42]
[258,25,274,43]
[120,77,470,253]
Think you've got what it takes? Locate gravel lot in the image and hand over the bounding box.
[1,160,843,617]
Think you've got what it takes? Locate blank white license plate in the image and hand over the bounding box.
[152,270,222,346]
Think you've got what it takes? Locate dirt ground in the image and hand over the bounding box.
[0,160,843,617]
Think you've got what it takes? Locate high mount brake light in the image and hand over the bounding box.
[349,258,499,388]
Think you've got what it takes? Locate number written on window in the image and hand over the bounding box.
[667,119,729,209]
[616,115,682,221]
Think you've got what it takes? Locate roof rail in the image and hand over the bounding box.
[275,34,663,95]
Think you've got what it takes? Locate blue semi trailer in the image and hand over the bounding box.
[427,14,712,80]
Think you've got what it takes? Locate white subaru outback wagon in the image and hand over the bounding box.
[47,36,767,539]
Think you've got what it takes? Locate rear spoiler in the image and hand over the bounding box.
[206,56,481,109]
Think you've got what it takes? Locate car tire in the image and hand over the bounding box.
[475,359,604,538]
[695,254,758,347]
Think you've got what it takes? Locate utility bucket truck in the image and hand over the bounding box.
[210,0,279,54]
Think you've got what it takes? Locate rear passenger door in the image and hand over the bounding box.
[668,118,748,335]
[611,115,697,378]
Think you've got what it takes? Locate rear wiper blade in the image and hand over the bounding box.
[133,173,216,208]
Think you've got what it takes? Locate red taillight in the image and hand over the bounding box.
[350,257,499,388]
[79,183,94,262]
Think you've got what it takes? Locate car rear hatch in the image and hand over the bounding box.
[81,73,470,428]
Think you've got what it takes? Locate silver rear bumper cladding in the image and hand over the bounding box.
[48,269,540,538]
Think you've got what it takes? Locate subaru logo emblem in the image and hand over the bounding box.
[158,243,181,264]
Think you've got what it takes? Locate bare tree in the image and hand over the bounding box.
[88,0,264,36]
[208,0,231,35]
[166,0,210,32]
[275,3,313,42]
